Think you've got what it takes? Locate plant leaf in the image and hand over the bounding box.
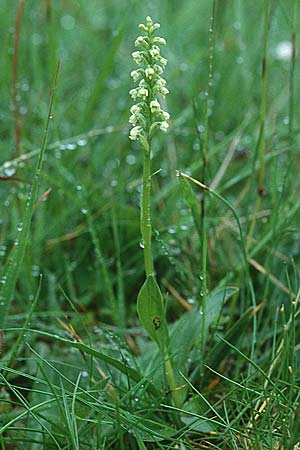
[137,275,168,351]
[170,286,239,369]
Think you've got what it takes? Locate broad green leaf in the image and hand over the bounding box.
[207,306,253,369]
[137,275,169,351]
[3,329,159,397]
[181,396,218,433]
[170,286,239,369]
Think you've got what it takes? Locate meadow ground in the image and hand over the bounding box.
[0,1,300,449]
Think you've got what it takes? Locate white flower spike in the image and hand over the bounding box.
[129,16,170,147]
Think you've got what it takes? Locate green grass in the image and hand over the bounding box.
[1,0,300,448]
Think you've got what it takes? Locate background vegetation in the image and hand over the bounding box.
[0,0,299,448]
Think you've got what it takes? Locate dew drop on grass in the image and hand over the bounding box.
[139,240,145,249]
[77,138,88,147]
[81,208,88,215]
[4,167,16,177]
[76,185,82,191]
[1,276,7,285]
[187,297,195,305]
[17,222,23,232]
[126,154,136,165]
[66,143,77,151]
[0,245,7,257]
[180,224,188,231]
[31,265,40,277]
[81,370,89,378]
[168,227,176,235]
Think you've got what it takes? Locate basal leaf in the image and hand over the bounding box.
[137,275,168,351]
[170,286,239,370]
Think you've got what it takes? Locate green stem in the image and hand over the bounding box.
[246,0,270,251]
[141,148,153,278]
[141,142,181,407]
[165,357,181,409]
[289,0,297,138]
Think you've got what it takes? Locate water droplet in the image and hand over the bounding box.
[283,116,289,125]
[17,222,23,232]
[66,143,77,151]
[76,185,82,191]
[187,297,195,305]
[49,114,53,119]
[168,227,176,235]
[200,290,204,297]
[180,224,188,231]
[77,138,88,147]
[126,154,136,165]
[4,167,16,177]
[0,245,7,257]
[81,208,88,215]
[1,276,7,285]
[81,370,89,378]
[61,14,76,31]
[139,240,145,249]
[233,21,241,30]
[31,265,40,277]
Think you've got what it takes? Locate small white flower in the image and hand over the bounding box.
[129,126,143,140]
[150,46,160,58]
[129,114,138,125]
[156,77,167,87]
[145,67,155,79]
[146,16,153,24]
[154,64,163,74]
[130,105,140,114]
[151,23,160,31]
[150,99,161,113]
[159,57,168,66]
[130,70,141,82]
[160,121,169,132]
[153,37,166,45]
[135,36,145,47]
[129,88,138,99]
[160,86,169,96]
[138,87,149,99]
[161,111,170,120]
[132,51,143,64]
